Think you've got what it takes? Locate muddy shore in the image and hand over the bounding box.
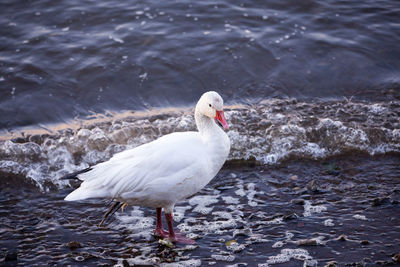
[1,154,399,266]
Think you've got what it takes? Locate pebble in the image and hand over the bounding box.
[375,260,392,265]
[393,253,400,263]
[393,185,400,193]
[5,250,18,261]
[363,257,372,262]
[291,199,305,205]
[360,240,370,245]
[67,241,82,250]
[337,234,347,241]
[324,261,337,267]
[295,238,318,246]
[371,197,390,207]
[283,213,298,220]
[306,179,319,192]
[233,228,252,237]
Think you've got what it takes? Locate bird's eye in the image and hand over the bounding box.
[209,104,212,107]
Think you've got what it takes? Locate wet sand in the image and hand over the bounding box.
[1,154,399,266]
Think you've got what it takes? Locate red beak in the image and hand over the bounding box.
[215,110,229,130]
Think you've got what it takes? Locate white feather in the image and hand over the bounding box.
[64,91,230,214]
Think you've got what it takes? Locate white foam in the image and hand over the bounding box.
[234,182,260,207]
[293,236,327,246]
[285,232,294,240]
[234,188,246,197]
[353,214,367,220]
[266,248,314,265]
[189,195,219,215]
[222,196,239,204]
[211,254,235,262]
[177,212,238,236]
[303,201,327,217]
[226,241,246,253]
[122,257,160,266]
[1,99,400,190]
[108,35,124,43]
[272,241,284,248]
[368,104,387,114]
[114,207,154,240]
[212,211,233,220]
[174,206,192,222]
[265,217,284,225]
[160,259,202,267]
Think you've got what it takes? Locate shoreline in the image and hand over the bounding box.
[0,98,399,192]
[1,153,399,266]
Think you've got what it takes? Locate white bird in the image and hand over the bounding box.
[64,91,230,244]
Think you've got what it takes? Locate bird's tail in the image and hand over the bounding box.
[64,186,110,201]
[60,167,93,180]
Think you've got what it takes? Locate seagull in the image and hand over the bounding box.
[64,91,230,244]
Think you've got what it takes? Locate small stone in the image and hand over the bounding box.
[306,179,319,192]
[337,234,347,241]
[122,259,130,267]
[225,240,237,246]
[5,250,18,261]
[324,261,337,267]
[233,228,252,238]
[375,260,391,265]
[291,199,305,205]
[363,257,372,262]
[283,213,298,220]
[371,197,390,207]
[393,185,400,193]
[296,238,318,246]
[29,134,42,144]
[158,239,174,248]
[360,240,370,245]
[298,189,309,195]
[67,241,82,250]
[12,137,26,143]
[393,253,400,263]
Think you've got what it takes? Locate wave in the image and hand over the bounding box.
[0,98,399,190]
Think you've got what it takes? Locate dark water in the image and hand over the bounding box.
[1,0,400,266]
[1,155,400,266]
[1,0,400,128]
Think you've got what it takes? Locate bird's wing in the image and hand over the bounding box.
[67,131,209,200]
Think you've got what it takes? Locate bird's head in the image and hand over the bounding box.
[196,91,229,130]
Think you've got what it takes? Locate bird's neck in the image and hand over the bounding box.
[195,111,230,175]
[195,111,220,137]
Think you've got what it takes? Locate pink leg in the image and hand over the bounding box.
[165,213,195,244]
[154,208,169,237]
